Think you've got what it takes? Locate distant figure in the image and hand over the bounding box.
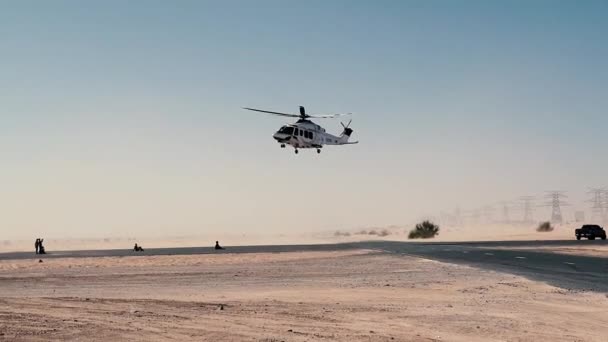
[214,241,224,250]
[35,238,40,254]
[133,243,144,252]
[38,239,46,254]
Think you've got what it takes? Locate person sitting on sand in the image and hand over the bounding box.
[214,241,224,250]
[133,243,144,252]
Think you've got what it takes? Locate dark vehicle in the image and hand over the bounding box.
[575,225,607,240]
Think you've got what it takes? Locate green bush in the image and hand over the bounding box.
[408,220,440,239]
[536,221,554,232]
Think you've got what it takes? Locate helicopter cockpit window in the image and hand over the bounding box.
[299,130,303,136]
[294,128,299,136]
[279,126,294,135]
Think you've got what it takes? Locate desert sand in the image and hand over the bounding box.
[1,249,607,341]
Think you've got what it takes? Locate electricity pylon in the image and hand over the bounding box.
[543,191,568,224]
[587,187,606,223]
[519,196,535,223]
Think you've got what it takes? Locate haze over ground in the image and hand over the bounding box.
[1,1,607,241]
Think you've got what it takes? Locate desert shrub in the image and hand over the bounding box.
[378,229,390,237]
[334,231,351,237]
[408,220,440,239]
[356,229,368,235]
[365,229,391,237]
[536,221,554,232]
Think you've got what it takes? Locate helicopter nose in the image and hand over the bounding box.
[273,132,290,142]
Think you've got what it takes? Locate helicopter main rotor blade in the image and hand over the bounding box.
[306,112,352,119]
[243,107,300,118]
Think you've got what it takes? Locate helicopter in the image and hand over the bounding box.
[243,106,358,154]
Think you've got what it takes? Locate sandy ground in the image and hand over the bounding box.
[1,250,607,341]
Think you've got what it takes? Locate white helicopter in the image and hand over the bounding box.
[243,106,358,154]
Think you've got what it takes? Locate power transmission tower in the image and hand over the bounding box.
[499,201,514,224]
[519,196,535,223]
[543,191,569,224]
[454,207,462,226]
[587,187,606,223]
[463,208,481,225]
[482,205,496,224]
[603,190,608,223]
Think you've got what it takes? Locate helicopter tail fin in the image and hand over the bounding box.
[338,120,354,144]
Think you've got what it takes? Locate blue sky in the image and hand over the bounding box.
[1,1,607,239]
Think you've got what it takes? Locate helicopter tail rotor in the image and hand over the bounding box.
[341,119,353,137]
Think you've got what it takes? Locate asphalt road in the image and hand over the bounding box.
[1,240,607,293]
[362,240,608,293]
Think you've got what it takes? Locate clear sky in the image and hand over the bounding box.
[1,1,607,239]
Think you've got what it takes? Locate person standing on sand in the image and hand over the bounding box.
[34,238,40,254]
[214,241,224,250]
[38,239,46,254]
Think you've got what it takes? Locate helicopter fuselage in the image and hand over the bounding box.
[272,119,352,153]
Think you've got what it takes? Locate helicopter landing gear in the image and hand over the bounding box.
[317,148,321,154]
[295,149,299,154]
[280,144,285,148]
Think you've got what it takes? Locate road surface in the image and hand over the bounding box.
[1,240,607,292]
